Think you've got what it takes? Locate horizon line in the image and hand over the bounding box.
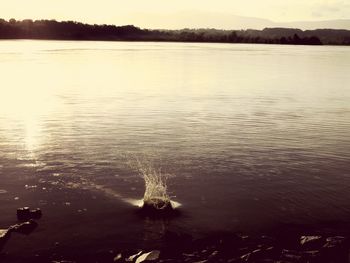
[1,17,350,32]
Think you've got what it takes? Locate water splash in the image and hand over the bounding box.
[39,152,180,210]
[127,154,173,209]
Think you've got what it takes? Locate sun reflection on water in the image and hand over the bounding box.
[0,83,58,161]
[23,115,42,156]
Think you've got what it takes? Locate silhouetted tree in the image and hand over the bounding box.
[1,18,347,45]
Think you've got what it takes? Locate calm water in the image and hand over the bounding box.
[0,40,350,259]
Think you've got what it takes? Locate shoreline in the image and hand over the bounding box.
[1,18,350,46]
[1,38,350,47]
[1,227,349,262]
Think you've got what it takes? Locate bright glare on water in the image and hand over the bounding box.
[0,40,350,252]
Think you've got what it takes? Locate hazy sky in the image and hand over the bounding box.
[1,0,349,28]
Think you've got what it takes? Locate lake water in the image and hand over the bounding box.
[0,40,350,260]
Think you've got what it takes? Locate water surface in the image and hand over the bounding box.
[0,40,350,259]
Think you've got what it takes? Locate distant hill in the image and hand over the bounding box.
[275,19,350,31]
[123,12,350,31]
[0,18,350,45]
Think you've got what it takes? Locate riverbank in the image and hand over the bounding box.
[2,18,350,45]
[1,227,349,262]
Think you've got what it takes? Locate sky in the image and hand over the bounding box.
[0,0,349,29]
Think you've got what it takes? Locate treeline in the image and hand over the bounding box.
[1,18,350,45]
[0,19,145,40]
[160,28,323,45]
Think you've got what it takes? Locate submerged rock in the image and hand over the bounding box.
[281,249,303,261]
[143,198,172,210]
[0,229,11,251]
[30,208,42,219]
[323,236,346,248]
[140,198,177,218]
[322,236,349,262]
[0,220,38,251]
[17,207,42,221]
[10,219,38,235]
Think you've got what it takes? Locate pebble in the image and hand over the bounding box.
[25,185,37,189]
[114,253,122,262]
[135,250,160,263]
[300,235,322,246]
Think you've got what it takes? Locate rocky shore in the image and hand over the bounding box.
[1,206,349,262]
[12,231,345,263]
[2,219,349,262]
[109,231,349,263]
[1,228,349,263]
[0,220,38,252]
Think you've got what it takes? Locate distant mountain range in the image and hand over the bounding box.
[1,18,350,45]
[278,19,350,31]
[129,12,350,31]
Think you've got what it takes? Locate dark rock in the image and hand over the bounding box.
[240,247,278,262]
[208,250,218,259]
[1,219,39,252]
[300,235,324,250]
[0,229,12,252]
[281,249,303,261]
[142,199,173,212]
[321,236,349,263]
[240,252,251,262]
[323,236,346,249]
[182,253,197,258]
[113,253,123,262]
[10,219,38,235]
[138,199,180,219]
[303,249,321,260]
[144,198,171,209]
[127,251,143,262]
[0,229,11,240]
[1,221,38,251]
[30,208,42,219]
[51,261,76,263]
[135,250,160,263]
[17,207,42,221]
[17,207,30,220]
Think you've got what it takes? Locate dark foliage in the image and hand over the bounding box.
[1,18,349,45]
